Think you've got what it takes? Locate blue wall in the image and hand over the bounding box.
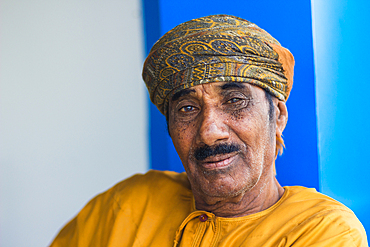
[143,0,320,188]
[312,0,370,233]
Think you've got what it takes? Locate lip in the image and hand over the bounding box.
[199,152,238,170]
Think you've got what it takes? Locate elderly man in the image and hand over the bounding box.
[50,15,367,246]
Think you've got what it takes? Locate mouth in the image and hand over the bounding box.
[199,152,238,170]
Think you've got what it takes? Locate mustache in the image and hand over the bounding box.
[193,143,240,161]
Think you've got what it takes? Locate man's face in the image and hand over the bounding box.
[168,82,280,202]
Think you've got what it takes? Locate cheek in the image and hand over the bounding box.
[169,121,197,160]
[230,108,245,121]
[228,111,255,142]
[229,111,272,160]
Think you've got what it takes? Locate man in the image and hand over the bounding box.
[50,15,367,246]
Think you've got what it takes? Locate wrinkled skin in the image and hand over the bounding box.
[168,82,288,217]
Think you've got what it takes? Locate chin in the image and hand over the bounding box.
[186,155,264,200]
[203,187,245,199]
[199,174,260,199]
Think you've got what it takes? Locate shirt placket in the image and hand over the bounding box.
[174,211,215,247]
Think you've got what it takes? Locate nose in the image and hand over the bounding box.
[196,106,230,146]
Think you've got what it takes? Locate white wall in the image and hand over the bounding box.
[0,0,148,246]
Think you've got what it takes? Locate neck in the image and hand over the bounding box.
[193,176,284,218]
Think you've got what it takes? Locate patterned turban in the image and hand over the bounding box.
[142,14,295,116]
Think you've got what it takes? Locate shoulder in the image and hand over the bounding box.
[50,170,193,246]
[110,170,191,199]
[282,186,352,211]
[280,186,364,228]
[114,169,190,190]
[99,170,192,211]
[277,186,368,246]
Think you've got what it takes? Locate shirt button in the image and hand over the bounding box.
[199,214,208,222]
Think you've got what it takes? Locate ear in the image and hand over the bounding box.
[275,100,288,136]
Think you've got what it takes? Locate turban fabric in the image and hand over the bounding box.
[142,14,295,116]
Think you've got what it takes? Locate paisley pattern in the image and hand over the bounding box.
[142,14,294,116]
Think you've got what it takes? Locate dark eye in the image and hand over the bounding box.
[179,105,195,112]
[226,98,242,104]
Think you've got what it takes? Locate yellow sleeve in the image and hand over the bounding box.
[287,209,368,247]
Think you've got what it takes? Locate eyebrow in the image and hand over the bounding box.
[171,88,196,102]
[220,82,246,90]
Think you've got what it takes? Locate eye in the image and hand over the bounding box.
[179,105,195,112]
[226,98,242,104]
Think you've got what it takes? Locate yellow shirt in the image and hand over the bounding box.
[50,170,368,247]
